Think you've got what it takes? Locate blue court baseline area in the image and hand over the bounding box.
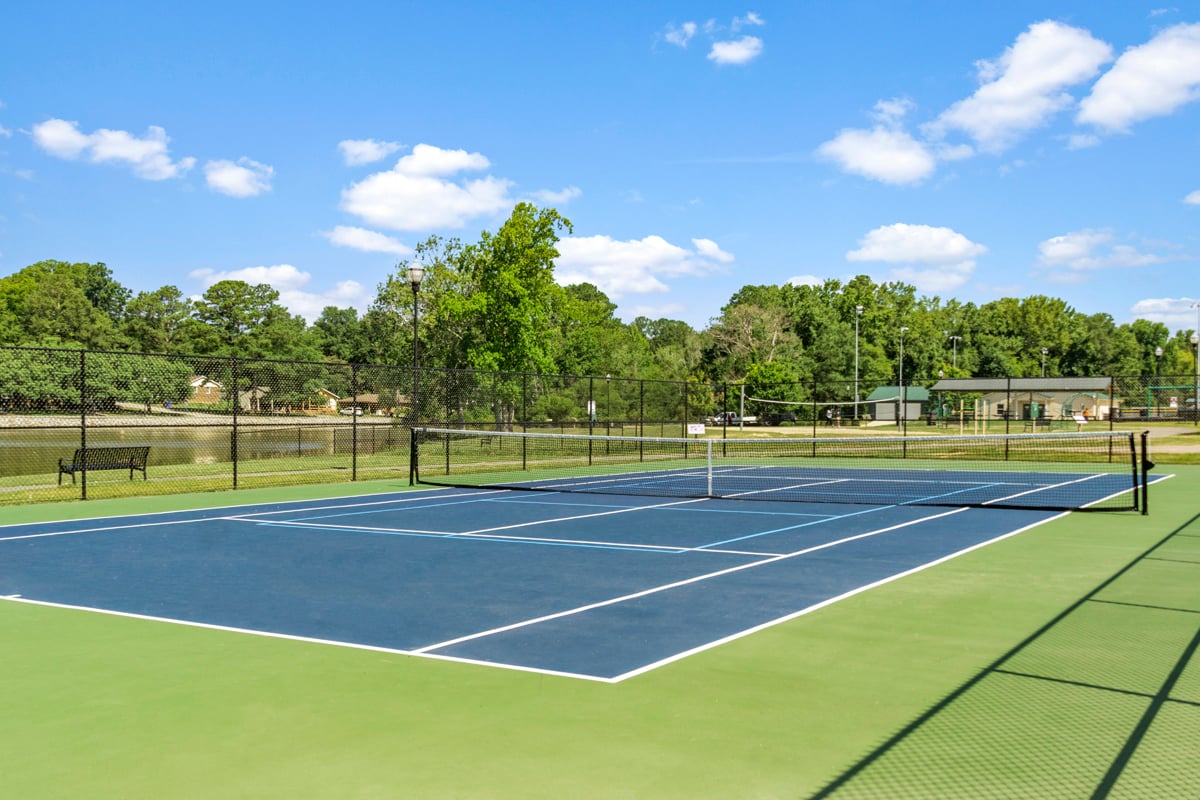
[0,489,1079,681]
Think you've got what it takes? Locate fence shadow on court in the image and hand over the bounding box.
[810,514,1200,799]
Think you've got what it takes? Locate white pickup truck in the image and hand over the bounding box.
[711,411,757,426]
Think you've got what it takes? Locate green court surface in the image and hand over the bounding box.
[2,470,1197,799]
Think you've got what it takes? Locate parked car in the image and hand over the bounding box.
[761,412,797,426]
[710,411,757,425]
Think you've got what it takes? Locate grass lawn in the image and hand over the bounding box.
[1,469,1197,798]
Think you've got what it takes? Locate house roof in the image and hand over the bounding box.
[929,377,1112,392]
[865,386,930,402]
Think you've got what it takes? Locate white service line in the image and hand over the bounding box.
[412,505,970,655]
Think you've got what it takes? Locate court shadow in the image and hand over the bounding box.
[810,514,1200,799]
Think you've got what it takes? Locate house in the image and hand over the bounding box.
[238,386,271,412]
[928,377,1114,421]
[188,375,223,404]
[864,385,930,421]
[339,392,381,415]
[314,388,340,413]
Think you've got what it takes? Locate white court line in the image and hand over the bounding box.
[412,505,971,655]
[254,519,780,557]
[0,489,492,543]
[611,510,1070,682]
[0,594,617,684]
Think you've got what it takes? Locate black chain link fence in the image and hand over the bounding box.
[0,345,1193,505]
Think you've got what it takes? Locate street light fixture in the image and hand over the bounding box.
[946,332,961,370]
[1041,347,1048,377]
[854,305,863,421]
[407,264,425,429]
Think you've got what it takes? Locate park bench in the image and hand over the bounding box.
[58,445,150,485]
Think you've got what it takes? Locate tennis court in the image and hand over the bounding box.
[0,429,1157,682]
[3,429,1195,798]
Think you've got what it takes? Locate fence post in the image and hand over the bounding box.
[80,349,88,500]
[351,363,359,481]
[231,356,239,490]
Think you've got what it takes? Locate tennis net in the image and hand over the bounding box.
[410,428,1149,512]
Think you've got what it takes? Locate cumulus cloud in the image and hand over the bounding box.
[322,225,412,256]
[1129,296,1200,332]
[338,138,403,166]
[1037,228,1167,279]
[664,21,697,47]
[204,157,274,197]
[31,118,195,179]
[555,235,734,298]
[664,13,766,65]
[926,21,1113,152]
[529,186,582,205]
[708,36,764,65]
[1078,23,1200,132]
[846,223,986,291]
[816,126,936,185]
[786,275,822,287]
[1185,190,1200,205]
[190,264,371,322]
[339,143,513,230]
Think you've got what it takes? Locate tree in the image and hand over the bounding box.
[313,306,368,363]
[123,286,196,353]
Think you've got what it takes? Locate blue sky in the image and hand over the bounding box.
[2,2,1199,332]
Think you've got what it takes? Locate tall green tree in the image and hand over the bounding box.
[123,285,195,353]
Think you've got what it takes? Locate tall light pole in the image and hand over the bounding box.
[407,264,425,428]
[1155,346,1164,416]
[854,305,863,421]
[898,326,909,428]
[1041,347,1048,377]
[946,333,961,370]
[1193,302,1200,426]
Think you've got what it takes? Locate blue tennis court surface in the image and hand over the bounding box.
[0,488,1123,681]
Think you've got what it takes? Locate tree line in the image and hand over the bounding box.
[1,202,1192,389]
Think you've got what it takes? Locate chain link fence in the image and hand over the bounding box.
[0,345,1193,505]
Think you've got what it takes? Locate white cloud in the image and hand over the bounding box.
[786,275,822,287]
[204,157,273,197]
[1066,133,1101,149]
[190,264,371,322]
[555,234,733,298]
[1185,190,1200,205]
[1129,296,1200,333]
[846,223,986,292]
[339,143,513,230]
[338,138,403,166]
[529,186,582,205]
[692,238,734,263]
[926,21,1112,152]
[708,36,764,65]
[322,225,412,256]
[0,124,10,138]
[816,126,936,185]
[1037,228,1167,275]
[732,12,765,31]
[664,21,697,47]
[31,118,195,179]
[1078,23,1200,132]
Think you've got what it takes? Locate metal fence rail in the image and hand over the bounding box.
[0,345,1189,505]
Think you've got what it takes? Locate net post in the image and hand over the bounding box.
[706,439,713,497]
[408,424,418,486]
[1140,430,1152,515]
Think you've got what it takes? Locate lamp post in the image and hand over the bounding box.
[1041,347,1048,377]
[898,326,909,428]
[1155,346,1163,416]
[407,264,425,428]
[946,333,961,370]
[605,373,612,433]
[854,305,863,421]
[1192,332,1199,427]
